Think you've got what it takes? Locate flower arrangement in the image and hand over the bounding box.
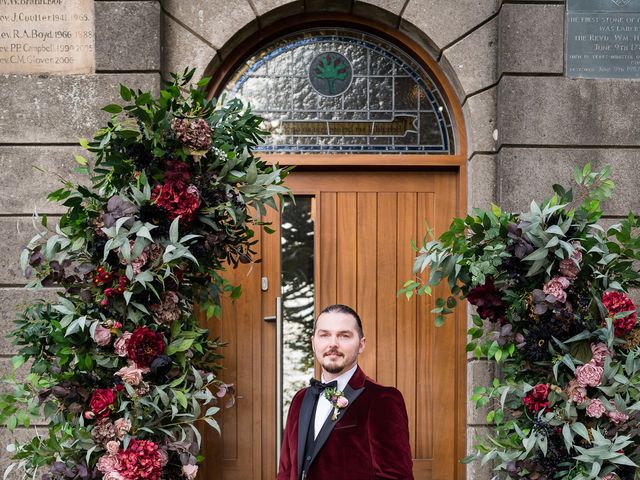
[323,388,349,421]
[2,69,289,479]
[401,164,640,480]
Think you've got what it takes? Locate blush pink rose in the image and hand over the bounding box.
[114,418,131,438]
[543,276,570,303]
[336,396,349,408]
[182,464,198,480]
[608,410,629,424]
[586,399,606,418]
[114,332,132,357]
[575,361,604,388]
[114,365,148,386]
[106,440,120,456]
[565,379,587,404]
[93,325,112,347]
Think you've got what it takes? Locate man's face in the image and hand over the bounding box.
[312,311,366,377]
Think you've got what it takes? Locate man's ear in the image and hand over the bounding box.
[358,336,366,354]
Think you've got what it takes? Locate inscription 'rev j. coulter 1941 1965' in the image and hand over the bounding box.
[566,0,640,78]
[0,0,94,75]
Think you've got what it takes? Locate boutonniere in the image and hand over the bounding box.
[324,387,349,421]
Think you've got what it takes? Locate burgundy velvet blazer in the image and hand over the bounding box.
[277,366,414,480]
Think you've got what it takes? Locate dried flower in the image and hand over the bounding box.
[91,418,117,445]
[590,342,612,367]
[150,291,181,325]
[171,117,212,151]
[543,276,570,303]
[114,332,132,357]
[114,418,131,439]
[565,379,587,404]
[93,324,112,347]
[607,409,629,425]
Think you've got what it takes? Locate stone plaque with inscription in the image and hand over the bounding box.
[567,0,640,79]
[0,0,95,75]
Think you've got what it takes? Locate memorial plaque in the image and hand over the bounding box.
[567,0,640,78]
[0,0,95,75]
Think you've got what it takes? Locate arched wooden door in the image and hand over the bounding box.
[200,169,466,479]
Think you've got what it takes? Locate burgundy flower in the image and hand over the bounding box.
[89,388,117,419]
[171,117,212,151]
[523,383,551,413]
[602,291,637,337]
[126,327,165,368]
[466,278,506,324]
[151,181,200,224]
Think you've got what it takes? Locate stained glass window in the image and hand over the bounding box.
[224,28,455,154]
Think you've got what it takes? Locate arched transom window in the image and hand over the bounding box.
[224,28,456,154]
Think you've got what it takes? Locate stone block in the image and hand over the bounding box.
[498,76,640,147]
[401,0,499,50]
[161,13,217,81]
[469,154,497,210]
[497,148,640,216]
[0,288,59,356]
[0,146,88,215]
[0,74,160,144]
[0,428,37,479]
[354,0,406,16]
[162,0,256,50]
[467,360,497,425]
[499,4,563,75]
[95,1,161,71]
[0,216,59,285]
[442,17,497,96]
[466,426,495,480]
[464,87,497,154]
[252,0,302,17]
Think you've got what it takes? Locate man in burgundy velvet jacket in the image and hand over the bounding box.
[277,304,413,480]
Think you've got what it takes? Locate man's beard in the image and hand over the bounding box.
[321,350,346,373]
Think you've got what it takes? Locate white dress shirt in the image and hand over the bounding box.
[313,363,358,439]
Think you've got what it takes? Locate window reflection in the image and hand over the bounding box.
[281,196,315,422]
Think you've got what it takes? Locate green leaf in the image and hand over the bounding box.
[174,390,188,409]
[120,84,132,101]
[169,217,180,244]
[102,104,123,114]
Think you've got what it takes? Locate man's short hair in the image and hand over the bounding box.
[314,304,364,338]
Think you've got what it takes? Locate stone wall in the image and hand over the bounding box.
[0,0,161,476]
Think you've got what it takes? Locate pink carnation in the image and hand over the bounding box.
[97,454,121,474]
[575,361,604,388]
[586,399,606,418]
[114,332,132,357]
[591,343,611,367]
[106,440,120,456]
[104,473,126,480]
[543,276,570,303]
[608,409,629,425]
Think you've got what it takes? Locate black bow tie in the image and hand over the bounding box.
[309,378,337,394]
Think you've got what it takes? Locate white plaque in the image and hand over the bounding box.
[0,0,95,75]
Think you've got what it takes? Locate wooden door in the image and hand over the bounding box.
[200,170,465,480]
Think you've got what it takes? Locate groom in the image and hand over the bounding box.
[277,304,414,479]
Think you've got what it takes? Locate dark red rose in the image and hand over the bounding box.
[89,388,116,418]
[126,327,166,368]
[602,291,637,337]
[523,383,551,413]
[466,278,507,324]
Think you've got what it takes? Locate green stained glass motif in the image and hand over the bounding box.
[224,28,456,154]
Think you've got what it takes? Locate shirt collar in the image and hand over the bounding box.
[321,363,358,392]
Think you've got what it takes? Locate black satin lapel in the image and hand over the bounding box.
[297,389,316,479]
[308,384,365,467]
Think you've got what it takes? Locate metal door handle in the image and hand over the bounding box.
[274,296,283,471]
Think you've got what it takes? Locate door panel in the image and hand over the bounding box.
[202,170,464,480]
